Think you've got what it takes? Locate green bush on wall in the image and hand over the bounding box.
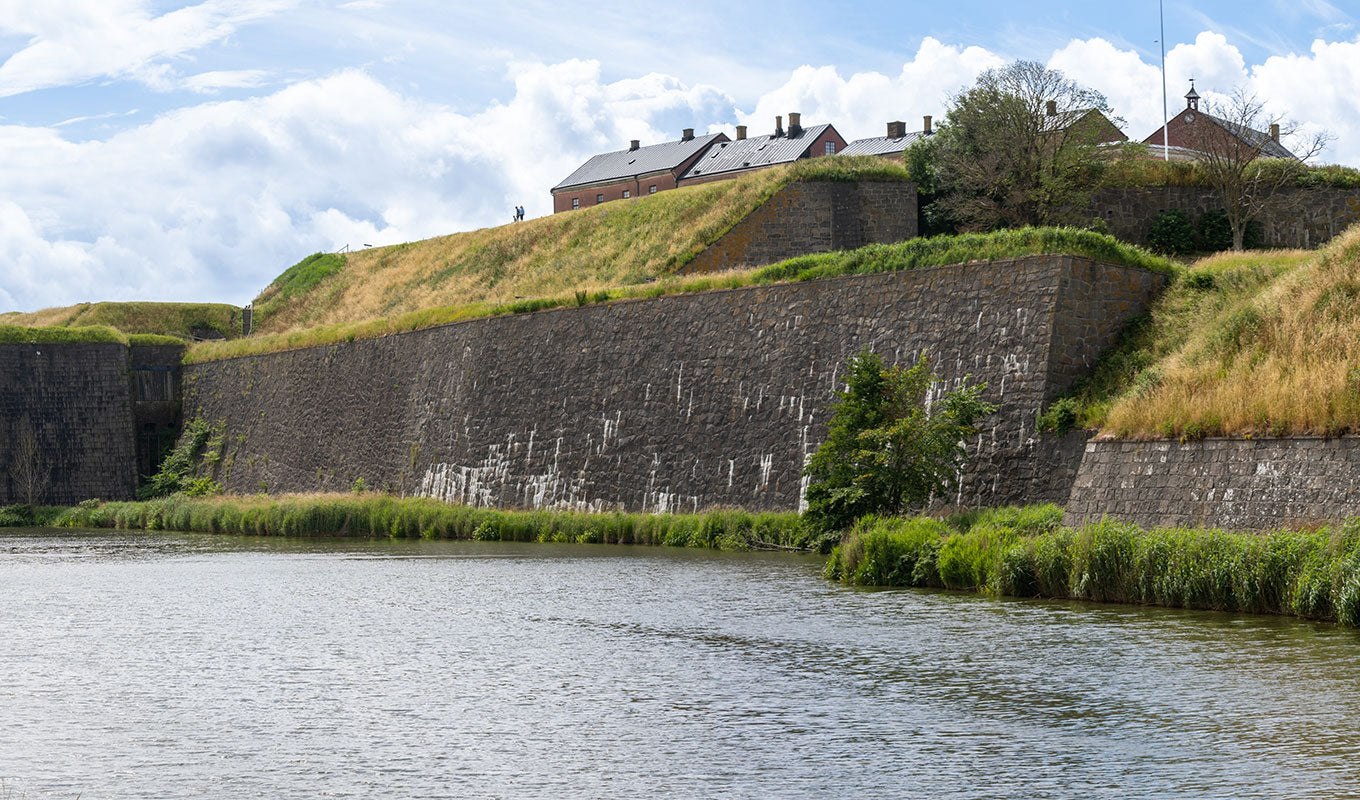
[1148,209,1195,255]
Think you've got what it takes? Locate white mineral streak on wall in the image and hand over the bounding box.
[641,452,698,514]
[417,431,610,512]
[758,453,774,490]
[797,423,814,514]
[601,411,621,452]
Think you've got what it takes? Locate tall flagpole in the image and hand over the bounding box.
[1160,0,1169,160]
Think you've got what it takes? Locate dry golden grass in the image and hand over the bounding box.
[251,158,910,335]
[1103,224,1360,437]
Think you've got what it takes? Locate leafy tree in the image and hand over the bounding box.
[1177,88,1328,250]
[803,351,997,532]
[922,60,1126,231]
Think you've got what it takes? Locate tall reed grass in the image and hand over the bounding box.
[826,507,1360,626]
[48,493,818,551]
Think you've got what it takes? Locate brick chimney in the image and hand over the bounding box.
[681,128,694,142]
[629,139,640,151]
[735,125,747,140]
[1046,100,1057,116]
[1270,123,1280,142]
[788,112,802,137]
[923,115,932,135]
[886,120,906,138]
[774,115,784,137]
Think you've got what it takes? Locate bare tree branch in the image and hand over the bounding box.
[8,416,51,506]
[1180,88,1331,250]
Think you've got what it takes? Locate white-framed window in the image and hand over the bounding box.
[572,198,580,210]
[596,193,604,203]
[622,189,631,198]
[825,141,836,155]
[649,185,657,194]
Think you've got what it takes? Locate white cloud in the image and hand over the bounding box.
[181,69,271,93]
[0,0,294,97]
[737,38,1004,142]
[1251,38,1360,164]
[0,62,736,310]
[2,32,1359,314]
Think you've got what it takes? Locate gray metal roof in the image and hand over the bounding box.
[552,132,726,191]
[677,124,833,180]
[839,130,930,157]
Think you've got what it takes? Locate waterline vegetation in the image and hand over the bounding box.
[825,506,1360,627]
[15,493,1360,627]
[40,493,819,551]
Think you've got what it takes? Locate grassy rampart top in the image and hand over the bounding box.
[186,227,1173,363]
[249,157,913,335]
[0,323,183,347]
[0,301,242,341]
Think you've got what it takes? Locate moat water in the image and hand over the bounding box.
[2,528,1359,799]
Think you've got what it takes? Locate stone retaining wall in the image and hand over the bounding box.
[680,181,917,274]
[183,255,1162,513]
[1065,437,1360,530]
[0,342,138,505]
[1090,186,1360,250]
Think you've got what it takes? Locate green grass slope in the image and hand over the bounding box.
[1040,221,1360,438]
[249,157,913,335]
[0,301,242,341]
[187,227,1173,363]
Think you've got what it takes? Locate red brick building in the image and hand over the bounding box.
[1143,82,1296,161]
[676,114,847,186]
[550,129,727,213]
[1041,103,1127,144]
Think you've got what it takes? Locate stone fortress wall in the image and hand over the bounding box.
[179,255,1163,513]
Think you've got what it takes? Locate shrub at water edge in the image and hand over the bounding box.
[825,509,1360,626]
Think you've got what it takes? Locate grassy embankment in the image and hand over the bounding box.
[826,505,1360,627]
[247,157,912,336]
[1040,223,1360,438]
[0,301,242,341]
[188,226,1174,363]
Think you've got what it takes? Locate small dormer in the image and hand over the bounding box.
[1185,79,1200,111]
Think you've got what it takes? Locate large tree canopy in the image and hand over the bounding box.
[910,60,1123,232]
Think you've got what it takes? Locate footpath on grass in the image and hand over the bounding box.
[6,494,1359,628]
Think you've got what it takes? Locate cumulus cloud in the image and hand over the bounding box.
[0,62,736,310]
[736,38,1004,141]
[1252,38,1360,165]
[0,0,294,97]
[2,30,1359,314]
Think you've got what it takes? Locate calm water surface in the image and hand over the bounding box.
[1,528,1358,799]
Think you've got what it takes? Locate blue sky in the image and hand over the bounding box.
[1,0,1358,311]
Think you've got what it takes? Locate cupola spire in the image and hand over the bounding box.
[1185,78,1200,111]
